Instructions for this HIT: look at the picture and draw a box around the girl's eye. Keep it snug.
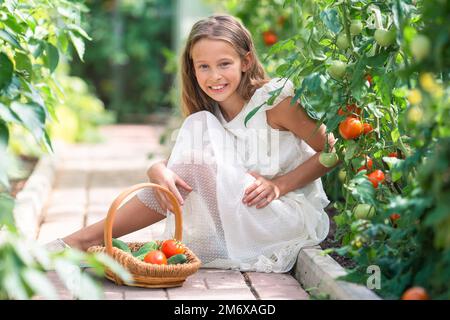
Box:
[199,65,208,70]
[220,62,230,67]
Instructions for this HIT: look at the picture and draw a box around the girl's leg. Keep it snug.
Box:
[62,195,165,251]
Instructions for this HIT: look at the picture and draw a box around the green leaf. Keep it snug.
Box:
[344,140,359,162]
[92,252,134,285]
[66,24,92,41]
[21,269,58,300]
[320,9,342,34]
[42,130,54,153]
[366,103,384,118]
[0,193,15,228]
[350,57,367,100]
[53,259,104,300]
[391,128,400,143]
[69,31,85,62]
[14,52,33,81]
[302,72,323,94]
[244,102,265,127]
[347,172,376,205]
[10,102,46,142]
[267,38,296,56]
[0,52,14,90]
[0,29,23,50]
[376,72,396,105]
[0,120,9,151]
[4,270,28,300]
[276,63,291,76]
[43,43,59,73]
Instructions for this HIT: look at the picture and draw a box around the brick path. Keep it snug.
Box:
[36,124,309,300]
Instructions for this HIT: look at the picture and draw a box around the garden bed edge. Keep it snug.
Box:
[295,246,382,300]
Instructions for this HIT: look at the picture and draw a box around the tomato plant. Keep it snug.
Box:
[221,0,449,300]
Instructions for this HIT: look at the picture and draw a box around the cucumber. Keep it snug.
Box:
[132,241,159,260]
[112,238,131,253]
[167,254,188,265]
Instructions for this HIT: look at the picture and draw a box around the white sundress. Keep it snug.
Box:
[137,77,330,273]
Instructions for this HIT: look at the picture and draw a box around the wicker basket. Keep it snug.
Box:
[87,182,201,288]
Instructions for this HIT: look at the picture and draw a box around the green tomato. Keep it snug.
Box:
[350,20,363,35]
[338,169,347,183]
[374,29,396,47]
[328,60,347,79]
[336,33,350,50]
[319,152,339,168]
[353,204,376,219]
[410,34,431,61]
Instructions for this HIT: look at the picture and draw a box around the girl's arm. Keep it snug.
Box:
[267,97,338,196]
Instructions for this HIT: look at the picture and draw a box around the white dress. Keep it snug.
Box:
[137,78,330,273]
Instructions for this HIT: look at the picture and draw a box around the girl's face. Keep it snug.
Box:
[191,38,251,105]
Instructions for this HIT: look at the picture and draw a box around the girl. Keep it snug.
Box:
[47,14,336,273]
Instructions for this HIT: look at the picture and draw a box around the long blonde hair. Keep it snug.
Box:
[180,14,269,117]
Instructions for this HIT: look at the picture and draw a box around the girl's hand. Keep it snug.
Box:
[147,161,192,212]
[242,171,281,209]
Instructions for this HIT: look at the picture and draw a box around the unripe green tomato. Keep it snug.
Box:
[350,20,363,35]
[336,33,350,50]
[338,169,347,183]
[410,34,431,61]
[353,204,376,219]
[319,152,339,168]
[328,60,347,79]
[374,29,396,47]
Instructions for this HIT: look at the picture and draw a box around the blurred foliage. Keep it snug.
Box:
[0,0,131,300]
[70,0,175,121]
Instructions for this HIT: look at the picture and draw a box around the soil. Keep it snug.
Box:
[9,155,39,198]
[321,205,357,270]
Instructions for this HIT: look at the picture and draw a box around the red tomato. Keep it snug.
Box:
[337,104,362,117]
[388,151,398,158]
[339,117,363,140]
[367,170,385,188]
[401,287,430,300]
[143,250,167,265]
[363,123,373,134]
[262,30,278,46]
[161,239,185,258]
[357,156,373,172]
[366,74,373,86]
[390,213,401,222]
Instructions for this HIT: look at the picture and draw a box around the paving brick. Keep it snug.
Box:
[167,287,255,300]
[245,272,302,287]
[124,288,168,300]
[201,269,248,290]
[256,285,309,300]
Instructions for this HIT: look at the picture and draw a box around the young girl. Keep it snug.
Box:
[47,14,336,273]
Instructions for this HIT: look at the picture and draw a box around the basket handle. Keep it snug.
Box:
[104,182,183,257]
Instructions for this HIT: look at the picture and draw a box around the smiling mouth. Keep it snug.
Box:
[209,84,228,92]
